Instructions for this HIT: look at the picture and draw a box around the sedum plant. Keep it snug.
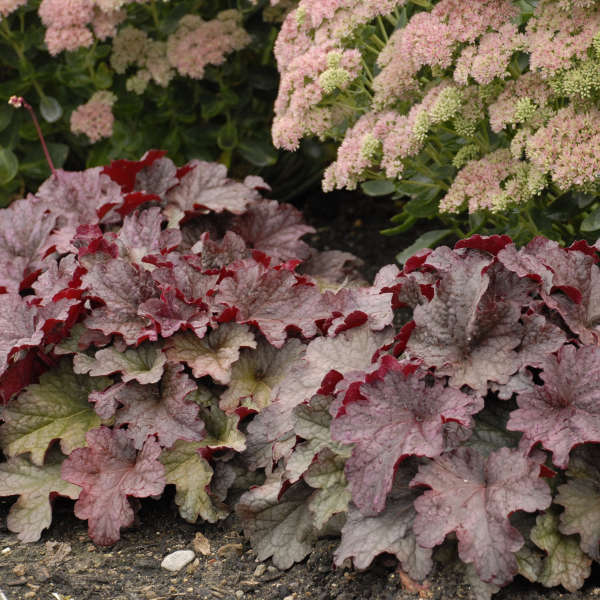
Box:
[2,148,600,599]
[271,0,600,250]
[0,0,327,206]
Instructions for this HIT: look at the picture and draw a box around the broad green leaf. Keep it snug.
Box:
[217,121,238,151]
[396,229,452,265]
[0,103,13,132]
[92,62,113,89]
[160,440,227,523]
[0,361,111,465]
[361,180,396,197]
[73,343,166,385]
[20,142,68,178]
[0,451,80,542]
[0,147,18,184]
[39,96,63,123]
[530,509,591,592]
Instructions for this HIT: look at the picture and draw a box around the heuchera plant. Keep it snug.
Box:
[3,150,600,599]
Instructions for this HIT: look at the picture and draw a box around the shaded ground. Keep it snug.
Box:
[2,190,600,600]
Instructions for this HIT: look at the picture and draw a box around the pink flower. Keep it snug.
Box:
[0,0,27,17]
[70,92,116,143]
[526,0,600,76]
[526,105,600,190]
[166,11,250,80]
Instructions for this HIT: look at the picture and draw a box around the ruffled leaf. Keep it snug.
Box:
[0,361,110,465]
[334,461,432,580]
[411,447,551,585]
[0,450,80,542]
[530,509,591,592]
[73,342,166,385]
[507,345,600,468]
[160,440,227,523]
[114,363,204,449]
[165,324,256,384]
[61,426,165,545]
[332,357,482,515]
[555,445,600,560]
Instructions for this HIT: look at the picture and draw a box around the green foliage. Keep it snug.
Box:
[0,0,326,206]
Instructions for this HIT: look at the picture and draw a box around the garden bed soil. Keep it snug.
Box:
[2,190,600,600]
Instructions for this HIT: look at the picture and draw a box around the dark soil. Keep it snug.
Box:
[2,190,600,600]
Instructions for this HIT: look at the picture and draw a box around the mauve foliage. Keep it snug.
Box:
[4,153,600,598]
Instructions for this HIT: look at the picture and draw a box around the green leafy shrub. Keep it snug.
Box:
[0,0,328,206]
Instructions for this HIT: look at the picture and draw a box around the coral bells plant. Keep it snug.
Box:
[2,149,600,598]
[271,0,600,249]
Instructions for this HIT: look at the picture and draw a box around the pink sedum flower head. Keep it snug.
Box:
[0,0,26,17]
[166,11,251,80]
[70,91,116,143]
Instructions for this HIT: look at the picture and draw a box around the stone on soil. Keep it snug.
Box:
[160,549,195,572]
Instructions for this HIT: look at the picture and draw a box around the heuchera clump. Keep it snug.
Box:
[4,153,600,598]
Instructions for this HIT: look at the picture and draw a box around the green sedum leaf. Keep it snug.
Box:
[159,440,227,523]
[0,361,111,465]
[0,146,18,184]
[0,450,80,542]
[39,96,63,123]
[530,509,591,592]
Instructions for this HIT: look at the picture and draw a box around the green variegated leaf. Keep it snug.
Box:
[0,450,80,542]
[73,342,166,384]
[165,323,256,384]
[530,509,591,592]
[304,450,350,529]
[160,440,227,523]
[0,361,111,464]
[556,445,600,560]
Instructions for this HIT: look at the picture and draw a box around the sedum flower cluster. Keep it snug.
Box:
[271,0,600,226]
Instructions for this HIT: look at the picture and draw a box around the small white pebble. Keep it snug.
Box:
[1,548,11,555]
[253,564,267,577]
[235,591,244,599]
[161,550,195,572]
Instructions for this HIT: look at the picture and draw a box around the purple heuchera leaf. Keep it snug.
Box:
[232,200,314,262]
[166,160,262,215]
[0,198,56,293]
[215,259,328,348]
[139,288,210,339]
[61,426,165,545]
[411,447,551,586]
[134,156,179,199]
[298,249,365,287]
[117,207,181,265]
[189,231,250,271]
[113,363,205,449]
[81,258,159,345]
[331,356,483,515]
[407,247,524,392]
[0,294,44,377]
[334,461,432,580]
[507,344,600,468]
[36,168,124,227]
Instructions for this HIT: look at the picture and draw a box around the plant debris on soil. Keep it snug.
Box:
[2,190,600,600]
